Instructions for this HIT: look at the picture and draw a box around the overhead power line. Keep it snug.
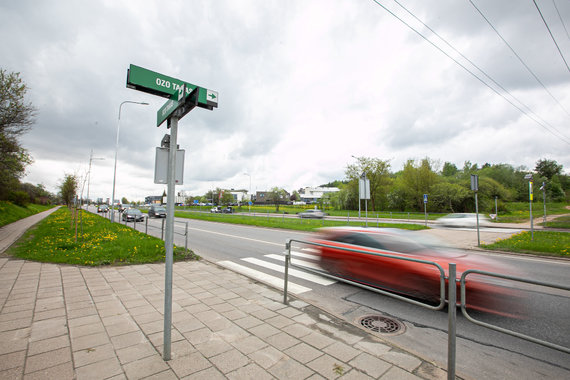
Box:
[367,0,570,145]
[552,0,570,41]
[468,0,570,119]
[533,0,570,72]
[392,0,568,143]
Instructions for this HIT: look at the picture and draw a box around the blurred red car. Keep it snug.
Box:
[311,227,525,318]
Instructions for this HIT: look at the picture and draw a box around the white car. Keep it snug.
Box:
[435,213,490,228]
[298,209,326,219]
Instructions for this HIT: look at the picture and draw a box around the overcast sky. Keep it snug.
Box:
[2,0,569,202]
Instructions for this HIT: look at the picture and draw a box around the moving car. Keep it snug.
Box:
[122,208,144,222]
[222,206,233,214]
[435,213,490,228]
[148,205,167,218]
[297,209,326,219]
[97,205,109,213]
[311,227,524,317]
[210,206,222,213]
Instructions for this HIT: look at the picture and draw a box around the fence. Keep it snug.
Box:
[282,238,570,380]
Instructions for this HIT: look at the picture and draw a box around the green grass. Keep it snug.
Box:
[0,201,55,227]
[7,207,199,266]
[541,215,570,229]
[175,204,442,221]
[495,202,569,224]
[172,209,428,231]
[482,231,570,257]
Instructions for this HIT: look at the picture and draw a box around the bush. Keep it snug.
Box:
[8,191,30,207]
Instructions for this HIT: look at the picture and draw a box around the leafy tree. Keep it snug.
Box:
[441,162,459,177]
[535,159,562,180]
[430,182,470,213]
[59,174,78,208]
[346,156,392,211]
[121,197,128,204]
[393,158,439,211]
[0,69,36,200]
[268,187,288,211]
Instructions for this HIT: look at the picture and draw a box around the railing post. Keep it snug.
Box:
[283,240,291,305]
[448,263,457,380]
[145,216,148,234]
[161,218,165,240]
[185,221,189,255]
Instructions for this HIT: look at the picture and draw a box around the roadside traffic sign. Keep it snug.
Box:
[127,64,218,110]
[423,194,428,204]
[156,86,199,127]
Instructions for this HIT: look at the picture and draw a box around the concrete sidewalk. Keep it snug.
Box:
[0,211,448,379]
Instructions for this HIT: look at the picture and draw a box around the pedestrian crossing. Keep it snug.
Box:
[217,249,336,295]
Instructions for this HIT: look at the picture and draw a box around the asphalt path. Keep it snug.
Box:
[98,208,569,379]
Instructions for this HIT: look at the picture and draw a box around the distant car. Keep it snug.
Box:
[298,209,326,219]
[222,206,233,214]
[122,208,144,222]
[148,205,167,218]
[435,213,490,228]
[210,206,222,213]
[311,227,525,317]
[97,205,109,213]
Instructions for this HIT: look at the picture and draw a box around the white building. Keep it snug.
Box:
[298,187,340,203]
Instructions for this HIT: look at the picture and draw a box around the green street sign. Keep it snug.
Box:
[157,86,199,127]
[126,64,218,110]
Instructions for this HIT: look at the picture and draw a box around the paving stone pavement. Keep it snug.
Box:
[0,209,451,379]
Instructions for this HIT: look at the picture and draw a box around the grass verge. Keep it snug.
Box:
[481,231,570,257]
[0,201,55,227]
[7,207,199,266]
[172,210,428,231]
[541,215,570,229]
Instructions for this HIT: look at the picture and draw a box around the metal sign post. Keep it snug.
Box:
[162,114,178,361]
[423,194,428,227]
[471,175,480,246]
[125,64,218,362]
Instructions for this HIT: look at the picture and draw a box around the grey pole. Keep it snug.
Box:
[447,263,457,380]
[111,101,148,223]
[495,196,498,221]
[475,191,480,247]
[542,182,546,225]
[163,115,178,361]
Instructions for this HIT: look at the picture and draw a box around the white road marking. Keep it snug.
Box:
[217,260,311,294]
[186,226,283,246]
[242,257,335,286]
[266,253,324,271]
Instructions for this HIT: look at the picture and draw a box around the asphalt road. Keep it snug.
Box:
[101,209,570,379]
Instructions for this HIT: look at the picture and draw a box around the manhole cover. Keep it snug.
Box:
[357,315,405,335]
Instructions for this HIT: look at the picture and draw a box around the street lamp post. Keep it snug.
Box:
[87,149,104,209]
[243,172,251,214]
[110,101,148,222]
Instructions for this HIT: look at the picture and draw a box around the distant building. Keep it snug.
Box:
[145,195,162,204]
[298,187,339,203]
[255,190,290,204]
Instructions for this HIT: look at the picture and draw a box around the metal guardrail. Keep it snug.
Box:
[460,269,570,354]
[282,238,570,380]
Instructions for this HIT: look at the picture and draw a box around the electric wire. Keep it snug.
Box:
[533,0,570,72]
[469,0,570,119]
[552,0,570,41]
[392,0,567,144]
[368,0,570,145]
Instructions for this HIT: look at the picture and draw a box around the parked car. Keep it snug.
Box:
[210,206,222,213]
[435,213,490,228]
[297,209,326,219]
[122,208,144,222]
[97,205,109,213]
[148,205,167,218]
[310,227,525,318]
